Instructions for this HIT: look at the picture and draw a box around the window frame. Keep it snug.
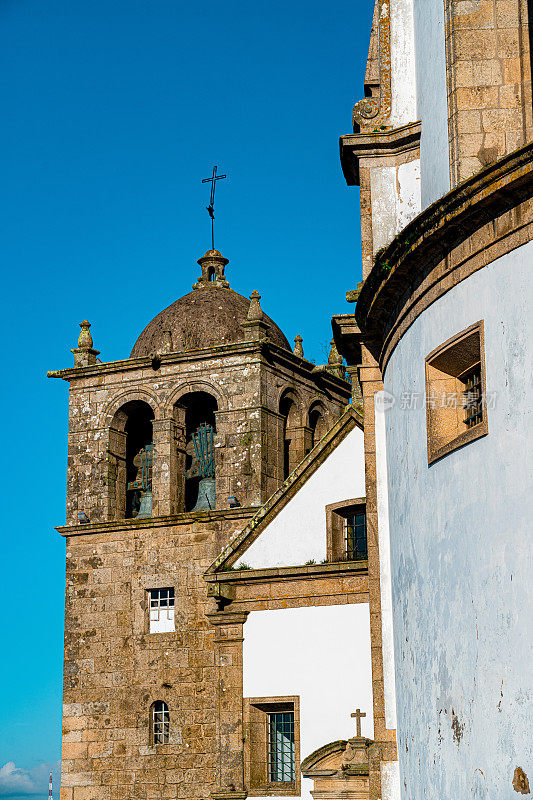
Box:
[150,700,170,746]
[147,587,175,634]
[243,696,300,797]
[326,498,367,563]
[425,321,488,465]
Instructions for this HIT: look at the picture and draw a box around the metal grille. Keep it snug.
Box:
[462,367,483,428]
[149,588,175,622]
[345,511,367,560]
[268,712,295,782]
[152,701,170,744]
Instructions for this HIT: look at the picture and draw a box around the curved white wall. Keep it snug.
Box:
[382,243,533,798]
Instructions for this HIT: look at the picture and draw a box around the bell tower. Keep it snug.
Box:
[49,249,351,799]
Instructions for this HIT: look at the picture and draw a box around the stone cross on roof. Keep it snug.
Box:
[351,708,366,738]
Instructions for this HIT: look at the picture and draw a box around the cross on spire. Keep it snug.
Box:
[351,708,366,738]
[202,165,227,250]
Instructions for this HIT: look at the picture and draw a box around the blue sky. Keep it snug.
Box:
[0,0,371,795]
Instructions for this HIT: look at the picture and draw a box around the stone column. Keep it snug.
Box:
[206,610,249,800]
[358,348,397,800]
[151,417,184,516]
[105,427,127,521]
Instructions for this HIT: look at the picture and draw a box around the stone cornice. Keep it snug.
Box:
[340,121,421,186]
[355,142,533,369]
[55,506,257,536]
[205,559,367,587]
[47,338,350,395]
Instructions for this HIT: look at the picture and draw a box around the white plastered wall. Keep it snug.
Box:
[371,160,421,254]
[390,0,417,127]
[240,426,365,568]
[243,604,373,800]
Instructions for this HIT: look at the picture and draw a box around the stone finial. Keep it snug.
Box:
[293,334,304,358]
[328,339,346,379]
[193,249,230,290]
[247,290,263,321]
[242,290,270,342]
[160,329,173,354]
[71,320,100,367]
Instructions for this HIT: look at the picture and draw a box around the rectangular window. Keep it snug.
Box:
[268,712,295,782]
[425,321,488,464]
[326,499,367,563]
[345,510,367,561]
[243,696,300,796]
[148,588,175,634]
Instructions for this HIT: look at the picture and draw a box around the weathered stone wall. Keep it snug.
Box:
[64,345,348,525]
[445,0,533,185]
[60,512,252,800]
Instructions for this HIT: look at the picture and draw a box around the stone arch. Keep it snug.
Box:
[104,395,157,521]
[163,380,227,419]
[278,387,305,479]
[307,400,330,449]
[102,388,160,430]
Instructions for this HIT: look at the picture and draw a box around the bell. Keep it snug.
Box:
[136,491,153,518]
[191,478,215,512]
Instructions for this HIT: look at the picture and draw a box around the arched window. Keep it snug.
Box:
[175,391,218,512]
[308,403,328,450]
[279,390,300,480]
[108,400,155,520]
[151,701,170,745]
[208,266,216,281]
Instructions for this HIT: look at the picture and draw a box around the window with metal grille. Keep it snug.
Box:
[345,510,367,560]
[268,712,295,782]
[151,701,169,744]
[148,588,175,633]
[425,321,488,464]
[462,366,483,428]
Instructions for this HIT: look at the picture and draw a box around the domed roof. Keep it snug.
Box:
[130,251,290,358]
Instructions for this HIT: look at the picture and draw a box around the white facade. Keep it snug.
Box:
[241,426,365,568]
[243,604,373,800]
[413,0,450,207]
[381,243,533,798]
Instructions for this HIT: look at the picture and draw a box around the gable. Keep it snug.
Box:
[241,426,364,568]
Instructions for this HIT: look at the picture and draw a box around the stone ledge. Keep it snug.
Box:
[55,506,257,536]
[206,559,368,586]
[340,121,421,186]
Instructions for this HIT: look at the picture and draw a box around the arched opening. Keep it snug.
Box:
[308,403,328,450]
[150,701,170,745]
[279,390,300,480]
[108,400,155,520]
[208,267,216,281]
[175,391,218,512]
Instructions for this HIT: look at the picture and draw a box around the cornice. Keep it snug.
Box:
[55,506,257,537]
[355,141,533,368]
[205,559,368,586]
[47,338,350,396]
[340,121,421,186]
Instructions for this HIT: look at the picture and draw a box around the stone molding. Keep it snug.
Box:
[340,121,421,186]
[355,142,533,370]
[48,339,350,394]
[55,506,257,536]
[352,0,391,132]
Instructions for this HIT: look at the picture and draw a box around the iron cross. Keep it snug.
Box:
[351,708,366,738]
[202,165,226,250]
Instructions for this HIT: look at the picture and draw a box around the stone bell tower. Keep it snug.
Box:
[49,248,351,800]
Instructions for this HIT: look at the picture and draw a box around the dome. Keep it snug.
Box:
[130,251,290,358]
